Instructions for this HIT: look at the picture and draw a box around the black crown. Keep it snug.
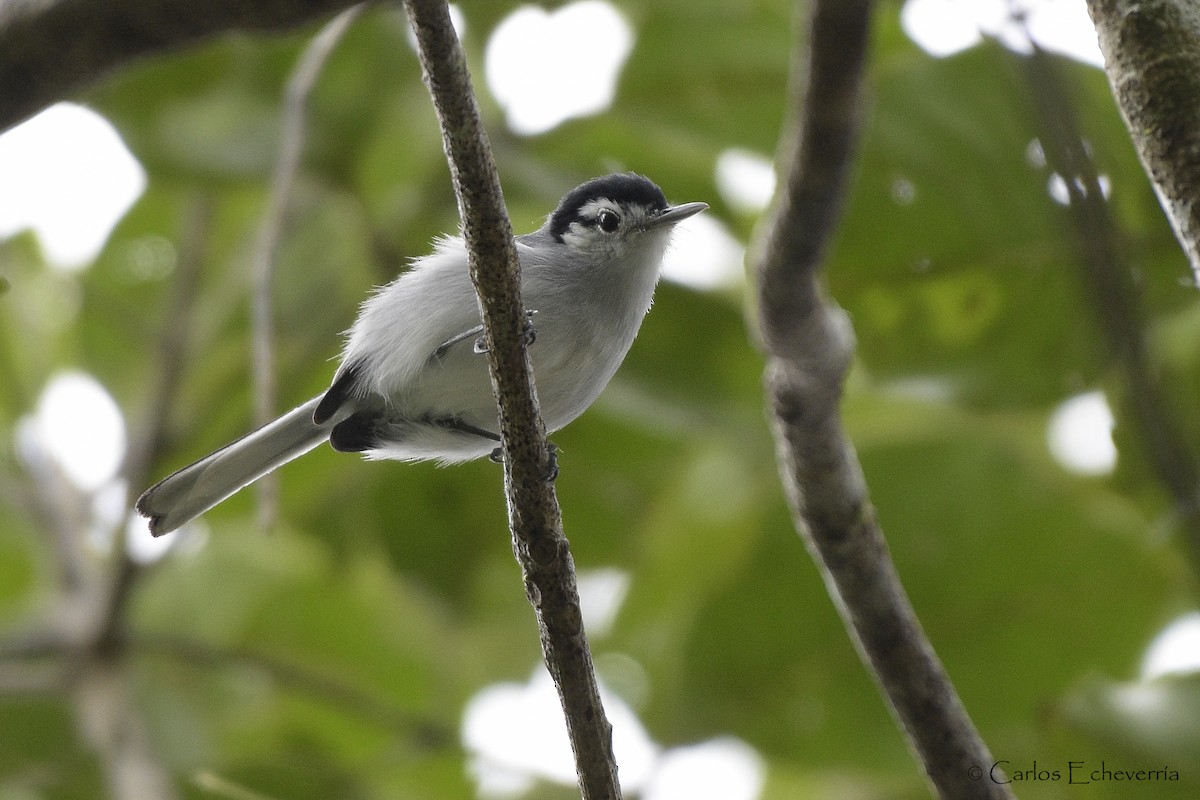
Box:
[548,173,668,241]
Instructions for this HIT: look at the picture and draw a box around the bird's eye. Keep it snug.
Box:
[596,209,621,233]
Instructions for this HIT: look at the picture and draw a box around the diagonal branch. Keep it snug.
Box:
[0,629,454,748]
[1016,45,1200,571]
[400,1,620,797]
[0,0,362,133]
[751,1,1013,798]
[131,632,453,746]
[1086,0,1200,287]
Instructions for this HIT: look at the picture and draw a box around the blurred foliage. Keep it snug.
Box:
[2,1,1200,799]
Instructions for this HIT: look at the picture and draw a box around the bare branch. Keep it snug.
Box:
[1017,46,1200,570]
[1086,0,1200,287]
[0,0,362,133]
[251,5,364,532]
[401,1,620,796]
[751,2,1012,798]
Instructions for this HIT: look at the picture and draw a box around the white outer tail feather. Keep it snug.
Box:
[136,397,329,536]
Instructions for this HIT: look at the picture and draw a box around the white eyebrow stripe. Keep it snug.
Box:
[577,198,621,220]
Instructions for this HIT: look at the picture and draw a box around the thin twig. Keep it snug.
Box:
[751,2,1013,798]
[251,4,364,533]
[1016,45,1200,571]
[131,632,453,746]
[401,1,621,796]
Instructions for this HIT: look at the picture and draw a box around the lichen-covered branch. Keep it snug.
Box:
[750,1,1012,798]
[0,0,361,133]
[400,1,621,796]
[1086,0,1200,286]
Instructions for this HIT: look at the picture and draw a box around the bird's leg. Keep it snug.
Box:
[433,324,484,360]
[433,416,500,443]
[473,310,538,354]
[489,441,558,482]
[521,309,539,347]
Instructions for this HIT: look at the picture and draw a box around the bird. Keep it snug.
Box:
[136,173,707,536]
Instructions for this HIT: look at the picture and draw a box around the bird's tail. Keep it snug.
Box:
[136,397,328,536]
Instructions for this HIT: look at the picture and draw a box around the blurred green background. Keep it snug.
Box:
[2,1,1199,798]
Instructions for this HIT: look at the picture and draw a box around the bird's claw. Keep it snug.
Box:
[543,442,559,482]
[488,441,559,483]
[473,310,537,354]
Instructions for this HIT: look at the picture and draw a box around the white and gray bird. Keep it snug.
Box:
[136,173,706,535]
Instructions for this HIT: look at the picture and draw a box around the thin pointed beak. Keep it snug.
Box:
[646,201,708,229]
